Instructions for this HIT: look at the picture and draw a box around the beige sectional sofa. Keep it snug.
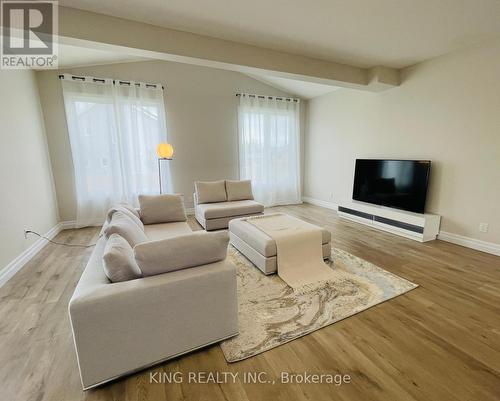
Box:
[69,195,238,390]
[194,179,264,230]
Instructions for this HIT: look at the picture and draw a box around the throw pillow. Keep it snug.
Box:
[106,205,144,230]
[104,211,148,247]
[117,202,140,220]
[103,234,142,282]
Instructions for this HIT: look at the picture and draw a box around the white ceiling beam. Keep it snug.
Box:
[57,6,399,91]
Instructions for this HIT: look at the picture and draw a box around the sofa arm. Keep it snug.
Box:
[69,260,238,389]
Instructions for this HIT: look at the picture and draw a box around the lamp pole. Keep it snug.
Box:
[158,158,162,194]
[158,157,173,194]
[156,143,174,194]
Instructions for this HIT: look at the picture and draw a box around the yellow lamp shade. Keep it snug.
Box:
[157,143,174,159]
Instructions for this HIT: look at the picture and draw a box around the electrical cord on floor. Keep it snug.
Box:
[24,230,97,248]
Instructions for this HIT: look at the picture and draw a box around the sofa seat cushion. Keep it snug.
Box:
[229,218,331,257]
[196,200,264,220]
[144,221,193,241]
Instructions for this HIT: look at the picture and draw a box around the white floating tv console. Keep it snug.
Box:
[338,201,441,242]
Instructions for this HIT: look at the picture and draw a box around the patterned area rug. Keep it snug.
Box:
[220,246,418,362]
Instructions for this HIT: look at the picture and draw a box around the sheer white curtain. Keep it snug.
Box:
[61,74,169,227]
[238,94,301,206]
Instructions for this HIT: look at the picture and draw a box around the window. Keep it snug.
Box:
[238,94,301,206]
[61,75,169,227]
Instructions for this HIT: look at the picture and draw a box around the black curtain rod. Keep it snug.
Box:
[58,74,164,90]
[236,93,299,102]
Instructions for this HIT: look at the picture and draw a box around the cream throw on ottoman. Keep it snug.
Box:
[247,213,335,289]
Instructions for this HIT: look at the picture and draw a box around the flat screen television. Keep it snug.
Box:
[352,159,431,213]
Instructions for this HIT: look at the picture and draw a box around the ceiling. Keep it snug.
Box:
[54,43,146,69]
[58,0,500,69]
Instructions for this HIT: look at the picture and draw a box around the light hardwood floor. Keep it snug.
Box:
[1,204,499,401]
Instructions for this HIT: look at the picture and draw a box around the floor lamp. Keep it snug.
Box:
[157,143,174,194]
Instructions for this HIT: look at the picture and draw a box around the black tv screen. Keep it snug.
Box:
[352,159,431,213]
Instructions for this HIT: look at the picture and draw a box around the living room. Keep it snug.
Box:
[0,2,499,401]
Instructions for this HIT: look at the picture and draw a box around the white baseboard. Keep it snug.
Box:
[302,196,500,257]
[302,196,338,211]
[437,231,500,256]
[60,220,77,229]
[61,219,107,229]
[0,222,64,288]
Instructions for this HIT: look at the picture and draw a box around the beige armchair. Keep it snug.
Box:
[194,179,264,230]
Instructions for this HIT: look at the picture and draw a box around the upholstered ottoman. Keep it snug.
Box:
[229,216,331,275]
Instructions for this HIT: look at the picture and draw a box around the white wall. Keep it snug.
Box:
[36,60,303,222]
[0,70,59,273]
[304,39,500,245]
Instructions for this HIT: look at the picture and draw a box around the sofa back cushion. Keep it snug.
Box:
[106,205,144,230]
[134,231,229,277]
[138,194,187,224]
[103,234,142,282]
[195,180,227,204]
[225,180,254,201]
[104,211,148,247]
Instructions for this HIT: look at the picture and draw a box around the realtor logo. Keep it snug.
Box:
[1,0,58,69]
